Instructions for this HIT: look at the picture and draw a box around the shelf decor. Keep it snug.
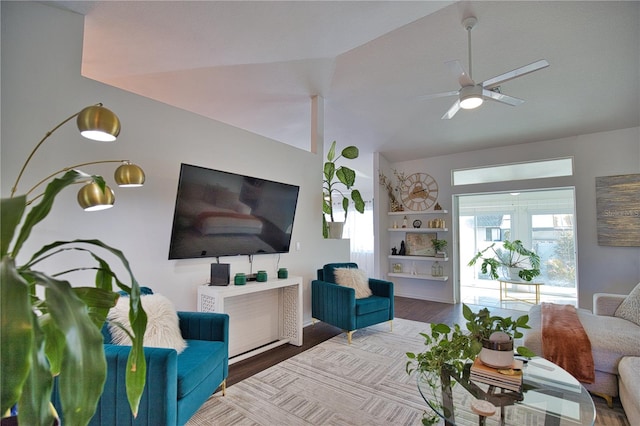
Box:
[399,172,439,211]
[378,169,404,212]
[406,232,437,256]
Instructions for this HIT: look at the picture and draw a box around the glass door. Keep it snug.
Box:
[457,188,577,310]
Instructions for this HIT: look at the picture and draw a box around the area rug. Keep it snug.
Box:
[187,318,629,426]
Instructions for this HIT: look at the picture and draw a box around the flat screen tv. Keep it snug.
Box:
[168,163,300,260]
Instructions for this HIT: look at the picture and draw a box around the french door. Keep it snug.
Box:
[457,188,577,305]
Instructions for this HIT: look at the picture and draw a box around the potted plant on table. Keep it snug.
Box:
[1,105,147,426]
[468,239,541,281]
[406,304,534,425]
[322,140,365,238]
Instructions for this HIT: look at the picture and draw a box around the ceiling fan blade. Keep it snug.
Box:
[417,90,459,101]
[442,99,461,119]
[481,59,550,89]
[482,88,525,106]
[445,59,474,87]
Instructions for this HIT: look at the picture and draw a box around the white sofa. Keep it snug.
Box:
[523,292,640,420]
[618,356,640,426]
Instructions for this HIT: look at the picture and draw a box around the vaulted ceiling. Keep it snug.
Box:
[49,1,640,191]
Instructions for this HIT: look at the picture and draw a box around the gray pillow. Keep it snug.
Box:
[614,282,640,326]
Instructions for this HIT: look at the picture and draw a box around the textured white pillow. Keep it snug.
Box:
[615,282,640,326]
[333,268,372,299]
[108,294,187,354]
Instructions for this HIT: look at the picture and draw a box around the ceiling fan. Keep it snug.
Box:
[424,16,549,119]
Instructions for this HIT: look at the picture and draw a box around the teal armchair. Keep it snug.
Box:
[52,289,229,426]
[312,263,394,343]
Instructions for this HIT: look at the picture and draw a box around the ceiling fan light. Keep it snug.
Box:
[460,95,484,110]
[76,105,121,142]
[459,85,484,110]
[77,182,115,211]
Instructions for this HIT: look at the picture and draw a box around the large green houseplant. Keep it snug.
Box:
[406,304,534,425]
[468,239,541,281]
[322,140,365,238]
[1,105,148,426]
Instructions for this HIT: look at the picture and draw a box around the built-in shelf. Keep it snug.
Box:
[388,228,448,232]
[388,210,448,215]
[388,272,448,281]
[389,255,449,261]
[387,208,450,284]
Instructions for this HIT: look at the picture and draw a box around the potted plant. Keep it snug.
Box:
[322,140,365,238]
[463,305,532,368]
[406,304,534,425]
[468,239,541,281]
[1,106,147,426]
[407,304,533,376]
[431,238,447,257]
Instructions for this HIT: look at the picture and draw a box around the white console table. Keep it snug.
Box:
[197,276,303,363]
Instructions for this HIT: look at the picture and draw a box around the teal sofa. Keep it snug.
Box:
[312,263,394,343]
[53,289,229,426]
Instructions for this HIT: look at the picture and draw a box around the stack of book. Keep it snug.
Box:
[470,357,523,392]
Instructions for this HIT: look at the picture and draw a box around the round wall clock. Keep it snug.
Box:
[400,173,438,211]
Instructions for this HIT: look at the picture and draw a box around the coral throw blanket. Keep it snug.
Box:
[541,303,595,383]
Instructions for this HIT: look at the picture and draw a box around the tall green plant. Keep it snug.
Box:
[322,141,365,236]
[1,171,147,426]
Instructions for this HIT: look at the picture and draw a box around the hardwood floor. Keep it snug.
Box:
[226,297,523,387]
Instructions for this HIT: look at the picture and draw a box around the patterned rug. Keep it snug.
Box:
[187,318,629,426]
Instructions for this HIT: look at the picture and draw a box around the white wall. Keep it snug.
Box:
[376,128,640,310]
[1,2,350,323]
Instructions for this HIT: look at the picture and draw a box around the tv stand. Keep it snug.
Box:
[197,276,303,363]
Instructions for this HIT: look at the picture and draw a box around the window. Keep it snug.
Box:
[459,188,577,303]
[329,200,374,276]
[452,158,573,186]
[485,228,502,242]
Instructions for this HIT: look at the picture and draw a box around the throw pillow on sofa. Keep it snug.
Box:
[108,293,187,353]
[333,268,372,299]
[615,282,640,326]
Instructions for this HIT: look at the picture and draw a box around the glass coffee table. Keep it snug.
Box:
[417,357,596,426]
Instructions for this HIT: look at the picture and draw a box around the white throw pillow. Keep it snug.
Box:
[333,268,372,299]
[108,294,187,354]
[615,282,640,326]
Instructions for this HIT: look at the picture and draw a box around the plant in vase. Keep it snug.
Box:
[406,304,534,425]
[1,104,148,426]
[468,239,541,281]
[464,304,533,368]
[322,141,364,238]
[378,169,403,212]
[431,238,447,257]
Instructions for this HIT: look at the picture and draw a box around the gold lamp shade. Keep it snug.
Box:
[76,105,121,142]
[77,182,115,211]
[115,163,145,187]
